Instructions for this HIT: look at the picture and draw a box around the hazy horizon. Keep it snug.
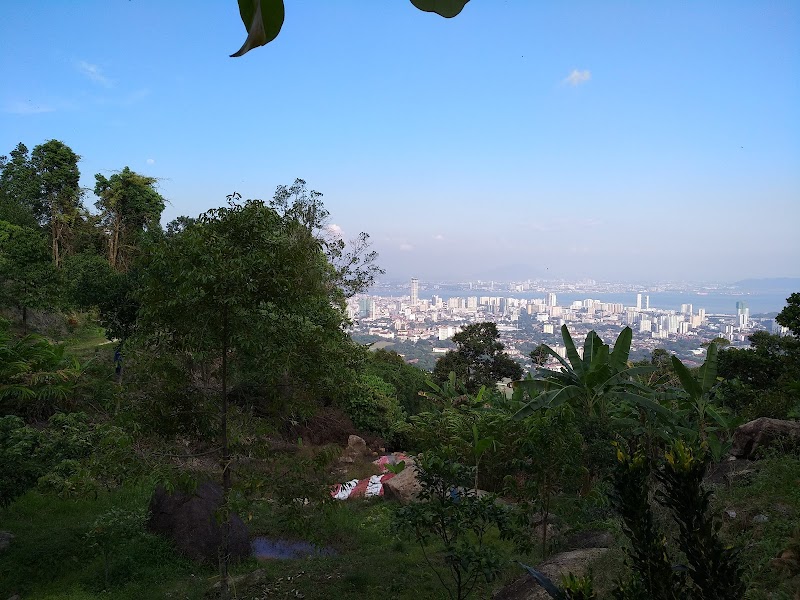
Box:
[2,2,798,282]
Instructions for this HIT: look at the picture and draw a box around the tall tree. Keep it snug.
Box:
[94,167,165,271]
[0,222,60,329]
[433,322,523,393]
[0,143,41,228]
[135,195,366,596]
[30,140,82,267]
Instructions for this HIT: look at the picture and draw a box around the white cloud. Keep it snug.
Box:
[3,101,55,115]
[146,158,155,165]
[399,243,414,251]
[77,61,113,87]
[563,69,591,86]
[433,234,445,240]
[326,223,344,238]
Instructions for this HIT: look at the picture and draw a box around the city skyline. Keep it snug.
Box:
[2,2,798,281]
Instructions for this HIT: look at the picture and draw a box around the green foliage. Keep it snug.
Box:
[342,373,407,443]
[776,291,800,336]
[409,386,526,492]
[0,415,41,507]
[607,441,744,600]
[657,441,745,600]
[394,453,511,600]
[30,139,82,267]
[515,326,662,422]
[61,252,117,310]
[509,407,583,557]
[231,0,470,57]
[0,220,62,323]
[0,319,84,419]
[93,167,165,272]
[670,344,737,460]
[365,348,431,415]
[84,507,149,589]
[0,142,40,227]
[717,331,800,420]
[0,412,135,506]
[530,343,550,367]
[121,349,217,439]
[433,322,523,393]
[609,445,684,599]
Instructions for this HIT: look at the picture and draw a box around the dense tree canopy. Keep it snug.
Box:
[433,322,523,393]
[776,292,800,337]
[0,221,60,327]
[94,167,165,272]
[30,140,82,267]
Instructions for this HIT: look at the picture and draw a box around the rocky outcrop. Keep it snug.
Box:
[731,418,800,459]
[382,460,422,503]
[147,481,250,564]
[493,548,609,600]
[339,435,369,464]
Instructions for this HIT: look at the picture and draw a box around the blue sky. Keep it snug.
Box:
[1,1,798,282]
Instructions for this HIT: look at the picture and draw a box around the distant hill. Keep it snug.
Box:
[731,278,800,292]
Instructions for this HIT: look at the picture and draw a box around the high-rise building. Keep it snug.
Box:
[636,294,642,310]
[645,295,650,310]
[410,278,419,307]
[358,297,376,318]
[736,301,749,328]
[546,292,557,307]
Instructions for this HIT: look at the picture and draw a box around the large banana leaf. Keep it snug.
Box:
[671,355,702,399]
[698,342,718,393]
[616,391,674,418]
[518,562,565,599]
[609,326,633,373]
[514,385,584,419]
[560,324,584,377]
[540,344,576,377]
[582,330,604,373]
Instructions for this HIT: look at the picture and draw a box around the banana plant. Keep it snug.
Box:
[670,344,735,456]
[513,325,669,421]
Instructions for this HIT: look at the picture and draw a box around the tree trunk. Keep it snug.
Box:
[219,307,231,600]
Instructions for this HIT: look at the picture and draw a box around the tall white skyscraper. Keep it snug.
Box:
[645,295,650,310]
[410,278,419,307]
[636,293,642,310]
[546,292,557,307]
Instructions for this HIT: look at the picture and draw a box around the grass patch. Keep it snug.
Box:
[0,485,212,600]
[712,455,800,599]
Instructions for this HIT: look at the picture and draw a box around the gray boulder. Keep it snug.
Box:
[383,461,422,503]
[493,548,609,600]
[147,481,250,564]
[731,417,800,459]
[0,531,14,553]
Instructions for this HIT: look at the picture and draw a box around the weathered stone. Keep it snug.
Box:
[382,461,422,503]
[493,548,609,600]
[339,435,369,463]
[0,531,14,553]
[147,481,250,564]
[730,417,800,459]
[752,513,769,524]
